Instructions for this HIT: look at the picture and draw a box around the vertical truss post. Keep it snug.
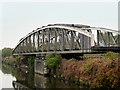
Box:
[25,39,27,53]
[82,34,84,51]
[21,42,23,52]
[78,33,82,50]
[33,33,35,52]
[84,35,87,50]
[22,41,25,53]
[42,29,45,51]
[18,45,20,53]
[29,35,32,52]
[79,33,83,50]
[72,31,76,49]
[88,37,91,50]
[117,34,120,46]
[97,30,99,46]
[48,28,50,51]
[64,30,71,50]
[26,37,28,52]
[54,28,57,51]
[15,47,16,54]
[17,45,19,54]
[70,31,74,50]
[85,33,89,50]
[20,43,22,53]
[108,32,110,46]
[22,41,24,53]
[37,31,40,52]
[57,30,61,50]
[23,40,25,53]
[16,46,17,54]
[23,39,26,52]
[61,29,65,51]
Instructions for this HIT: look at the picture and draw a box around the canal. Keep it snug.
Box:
[1,64,80,89]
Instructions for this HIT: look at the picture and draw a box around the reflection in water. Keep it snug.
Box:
[1,64,80,89]
[1,65,16,88]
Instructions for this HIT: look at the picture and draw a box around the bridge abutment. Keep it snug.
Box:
[35,54,48,75]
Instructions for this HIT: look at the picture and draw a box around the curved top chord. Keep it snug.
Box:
[13,23,120,55]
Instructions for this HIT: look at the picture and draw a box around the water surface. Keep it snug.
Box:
[1,64,80,89]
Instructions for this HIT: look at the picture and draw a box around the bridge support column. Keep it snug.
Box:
[35,54,48,75]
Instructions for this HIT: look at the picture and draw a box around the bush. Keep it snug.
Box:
[45,53,62,69]
[104,51,118,60]
[55,52,119,88]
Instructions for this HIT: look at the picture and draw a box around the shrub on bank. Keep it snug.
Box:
[2,56,27,66]
[2,57,16,65]
[45,53,62,74]
[56,52,119,88]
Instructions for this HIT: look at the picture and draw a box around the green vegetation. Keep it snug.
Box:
[1,47,28,67]
[45,53,62,69]
[1,48,13,58]
[1,47,14,64]
[28,56,35,72]
[45,53,62,74]
[55,51,119,88]
[2,55,28,66]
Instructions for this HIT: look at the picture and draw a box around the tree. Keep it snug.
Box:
[2,48,13,58]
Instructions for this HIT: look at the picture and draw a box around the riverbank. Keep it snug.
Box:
[49,52,119,88]
[2,56,31,70]
[1,51,120,88]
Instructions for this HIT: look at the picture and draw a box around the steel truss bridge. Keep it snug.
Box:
[13,24,120,55]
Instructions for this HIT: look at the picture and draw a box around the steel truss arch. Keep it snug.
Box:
[13,24,120,55]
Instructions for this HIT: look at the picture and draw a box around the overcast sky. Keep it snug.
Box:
[0,0,119,49]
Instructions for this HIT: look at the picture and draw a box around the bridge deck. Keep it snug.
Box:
[13,46,120,56]
[91,46,120,52]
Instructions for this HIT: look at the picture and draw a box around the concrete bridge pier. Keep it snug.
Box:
[35,54,48,75]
